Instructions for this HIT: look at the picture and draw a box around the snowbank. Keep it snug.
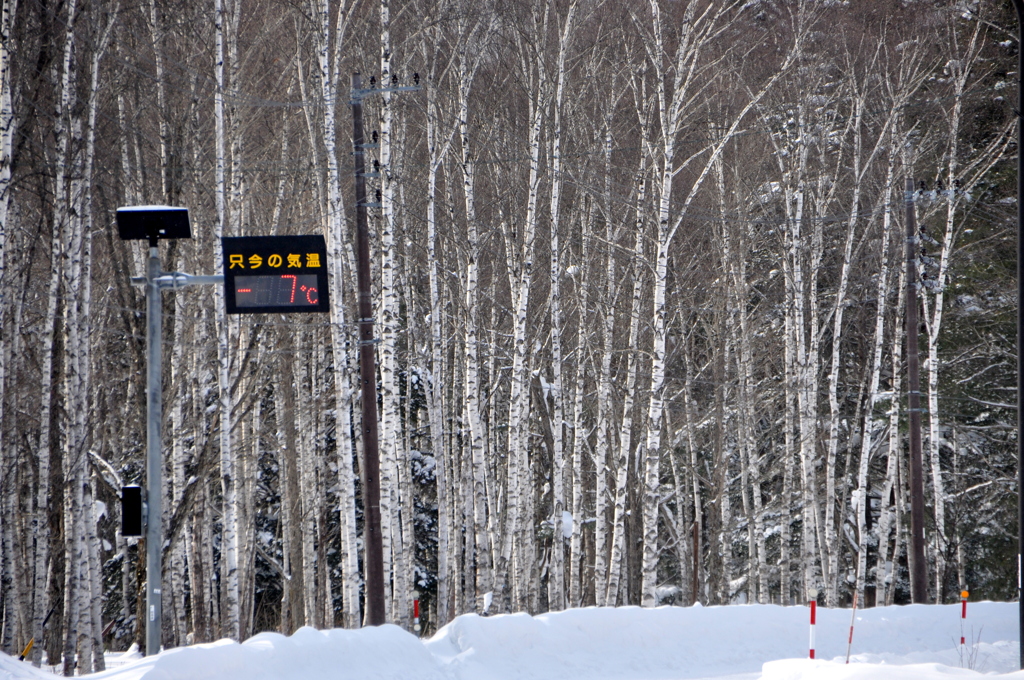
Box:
[0,602,1019,680]
[425,602,1021,679]
[761,659,1024,680]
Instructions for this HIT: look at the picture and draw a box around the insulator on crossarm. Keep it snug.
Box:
[413,72,420,85]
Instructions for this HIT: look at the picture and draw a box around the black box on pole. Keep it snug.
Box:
[121,485,144,537]
[116,206,192,241]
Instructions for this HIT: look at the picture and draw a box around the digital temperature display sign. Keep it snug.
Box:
[222,235,330,314]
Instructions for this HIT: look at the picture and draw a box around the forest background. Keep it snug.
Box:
[0,0,1020,675]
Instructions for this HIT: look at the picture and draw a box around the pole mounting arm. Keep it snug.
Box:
[131,273,225,289]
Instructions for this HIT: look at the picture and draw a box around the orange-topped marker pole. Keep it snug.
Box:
[960,590,969,649]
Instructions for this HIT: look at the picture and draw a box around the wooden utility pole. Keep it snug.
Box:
[351,72,386,626]
[904,178,929,604]
[1011,1,1024,668]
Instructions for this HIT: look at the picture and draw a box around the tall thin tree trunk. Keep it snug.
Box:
[214,0,240,640]
[423,61,451,626]
[456,46,492,614]
[376,0,404,624]
[310,0,360,629]
[276,339,304,632]
[0,7,16,645]
[606,216,644,606]
[545,0,577,612]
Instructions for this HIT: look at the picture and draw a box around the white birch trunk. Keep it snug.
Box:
[591,194,617,606]
[639,0,686,607]
[213,0,240,639]
[456,46,492,613]
[639,0,798,605]
[399,237,418,625]
[115,89,145,278]
[80,13,115,664]
[376,0,404,623]
[84,478,105,671]
[147,0,170,200]
[484,295,503,600]
[823,95,862,607]
[544,0,577,612]
[62,468,83,676]
[921,36,975,600]
[606,215,638,602]
[0,0,14,644]
[730,223,765,604]
[568,319,587,608]
[295,353,320,627]
[502,43,545,611]
[715,337,732,603]
[683,365,702,604]
[310,0,360,629]
[854,173,896,604]
[34,0,78,661]
[568,198,595,608]
[605,194,644,606]
[170,287,188,645]
[276,346,304,631]
[423,60,452,625]
[774,99,827,601]
[874,139,903,602]
[787,117,818,600]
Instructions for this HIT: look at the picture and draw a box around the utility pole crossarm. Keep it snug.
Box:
[131,273,225,288]
[350,85,421,103]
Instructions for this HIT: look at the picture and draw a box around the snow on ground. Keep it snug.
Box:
[1,602,1021,680]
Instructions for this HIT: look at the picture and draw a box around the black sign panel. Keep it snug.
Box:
[121,486,144,537]
[222,235,330,314]
[116,206,192,241]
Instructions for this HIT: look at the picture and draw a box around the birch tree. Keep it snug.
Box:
[638,0,801,605]
[214,0,241,639]
[310,0,362,629]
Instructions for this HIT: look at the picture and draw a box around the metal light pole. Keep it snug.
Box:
[117,207,221,655]
[144,245,163,657]
[137,263,222,655]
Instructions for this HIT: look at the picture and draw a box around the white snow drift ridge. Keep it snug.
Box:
[1,602,1021,680]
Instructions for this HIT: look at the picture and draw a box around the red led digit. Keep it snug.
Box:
[306,287,318,304]
[281,275,298,303]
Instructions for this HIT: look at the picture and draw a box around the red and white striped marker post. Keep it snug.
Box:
[808,588,819,659]
[960,589,969,649]
[413,590,422,634]
[845,591,859,664]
